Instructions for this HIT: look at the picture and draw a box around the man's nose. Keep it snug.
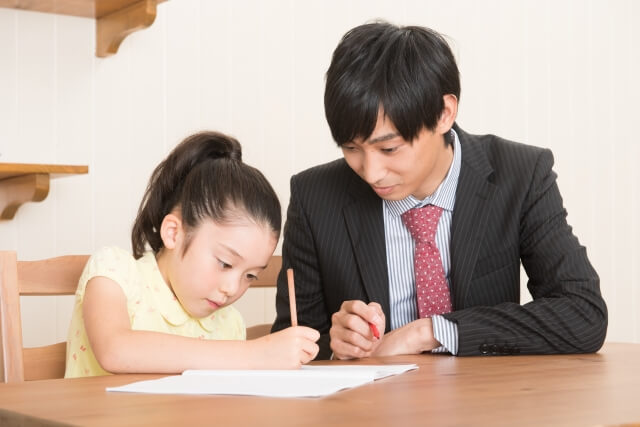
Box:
[361,153,385,184]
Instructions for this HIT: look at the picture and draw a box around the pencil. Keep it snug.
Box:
[287,268,298,327]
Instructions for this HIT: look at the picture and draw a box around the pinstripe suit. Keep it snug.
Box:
[272,124,608,359]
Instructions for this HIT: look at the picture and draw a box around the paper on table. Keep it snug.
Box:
[301,364,417,380]
[106,364,418,398]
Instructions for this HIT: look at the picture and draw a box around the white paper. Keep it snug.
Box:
[106,364,417,398]
[301,364,417,380]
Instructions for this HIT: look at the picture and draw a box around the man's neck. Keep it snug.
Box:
[413,142,454,199]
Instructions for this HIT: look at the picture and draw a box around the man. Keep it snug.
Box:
[272,21,607,360]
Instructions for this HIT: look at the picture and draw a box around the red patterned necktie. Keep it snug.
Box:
[401,205,452,318]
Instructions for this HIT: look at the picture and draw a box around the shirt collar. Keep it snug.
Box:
[385,128,462,217]
[140,251,218,332]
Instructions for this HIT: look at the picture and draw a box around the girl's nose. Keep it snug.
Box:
[219,276,241,297]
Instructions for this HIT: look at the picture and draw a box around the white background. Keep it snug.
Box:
[0,0,637,347]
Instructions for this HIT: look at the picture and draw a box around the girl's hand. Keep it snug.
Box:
[251,326,320,369]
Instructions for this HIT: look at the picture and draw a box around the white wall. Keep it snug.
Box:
[0,0,637,347]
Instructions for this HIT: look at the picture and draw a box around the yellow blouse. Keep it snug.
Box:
[65,246,245,378]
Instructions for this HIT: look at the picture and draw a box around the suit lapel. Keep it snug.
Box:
[342,173,391,325]
[450,127,497,309]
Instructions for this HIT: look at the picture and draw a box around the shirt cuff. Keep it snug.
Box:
[431,315,458,355]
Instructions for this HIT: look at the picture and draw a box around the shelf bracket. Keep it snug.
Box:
[0,174,50,220]
[96,0,158,58]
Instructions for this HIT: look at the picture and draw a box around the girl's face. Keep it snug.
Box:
[158,216,278,319]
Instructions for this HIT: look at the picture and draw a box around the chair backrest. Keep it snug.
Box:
[0,251,89,382]
[246,255,281,340]
[0,252,281,381]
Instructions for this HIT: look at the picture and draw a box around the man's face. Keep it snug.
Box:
[341,110,453,201]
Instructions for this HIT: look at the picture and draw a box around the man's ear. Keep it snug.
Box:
[160,213,183,250]
[436,94,458,134]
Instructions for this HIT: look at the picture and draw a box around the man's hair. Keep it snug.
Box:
[324,21,460,147]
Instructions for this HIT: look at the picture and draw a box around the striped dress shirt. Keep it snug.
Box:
[383,129,461,354]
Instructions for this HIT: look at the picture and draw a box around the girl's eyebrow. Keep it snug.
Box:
[219,243,242,259]
[219,243,269,269]
[366,132,400,144]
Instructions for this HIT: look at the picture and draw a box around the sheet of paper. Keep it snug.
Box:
[301,364,418,380]
[106,364,418,398]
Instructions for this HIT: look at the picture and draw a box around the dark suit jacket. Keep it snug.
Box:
[272,124,607,359]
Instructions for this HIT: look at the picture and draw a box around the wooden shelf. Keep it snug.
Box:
[0,163,88,220]
[0,0,166,57]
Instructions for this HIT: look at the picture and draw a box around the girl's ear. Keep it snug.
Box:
[160,213,183,250]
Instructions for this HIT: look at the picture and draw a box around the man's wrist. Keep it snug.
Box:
[415,317,440,352]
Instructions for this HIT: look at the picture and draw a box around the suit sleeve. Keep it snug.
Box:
[444,149,608,355]
[271,175,333,359]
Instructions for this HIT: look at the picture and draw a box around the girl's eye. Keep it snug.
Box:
[246,274,258,281]
[218,259,232,269]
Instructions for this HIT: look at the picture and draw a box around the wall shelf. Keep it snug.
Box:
[0,163,88,220]
[0,0,166,57]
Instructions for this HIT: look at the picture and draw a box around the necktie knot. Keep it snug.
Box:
[401,205,443,244]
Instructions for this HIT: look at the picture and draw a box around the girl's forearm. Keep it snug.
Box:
[95,329,264,374]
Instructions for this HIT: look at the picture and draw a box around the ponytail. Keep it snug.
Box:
[131,131,280,258]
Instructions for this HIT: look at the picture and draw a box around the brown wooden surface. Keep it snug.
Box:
[0,252,21,383]
[23,343,67,381]
[0,173,49,220]
[0,163,87,220]
[0,0,167,57]
[0,342,638,426]
[245,323,273,340]
[0,251,89,382]
[96,0,158,57]
[18,255,90,295]
[0,163,88,181]
[0,0,165,18]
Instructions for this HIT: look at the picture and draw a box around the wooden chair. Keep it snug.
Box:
[0,251,89,382]
[246,255,281,340]
[0,251,280,382]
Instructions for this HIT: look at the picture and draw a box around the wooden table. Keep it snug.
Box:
[0,342,638,426]
[0,163,88,220]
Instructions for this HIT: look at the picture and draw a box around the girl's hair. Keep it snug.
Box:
[131,131,281,259]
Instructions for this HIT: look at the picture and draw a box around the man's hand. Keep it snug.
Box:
[329,300,385,359]
[371,317,441,357]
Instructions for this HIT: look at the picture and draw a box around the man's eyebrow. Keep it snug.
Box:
[366,132,400,144]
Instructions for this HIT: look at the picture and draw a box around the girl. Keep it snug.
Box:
[65,131,319,377]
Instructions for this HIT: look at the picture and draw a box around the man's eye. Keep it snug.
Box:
[381,146,398,153]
